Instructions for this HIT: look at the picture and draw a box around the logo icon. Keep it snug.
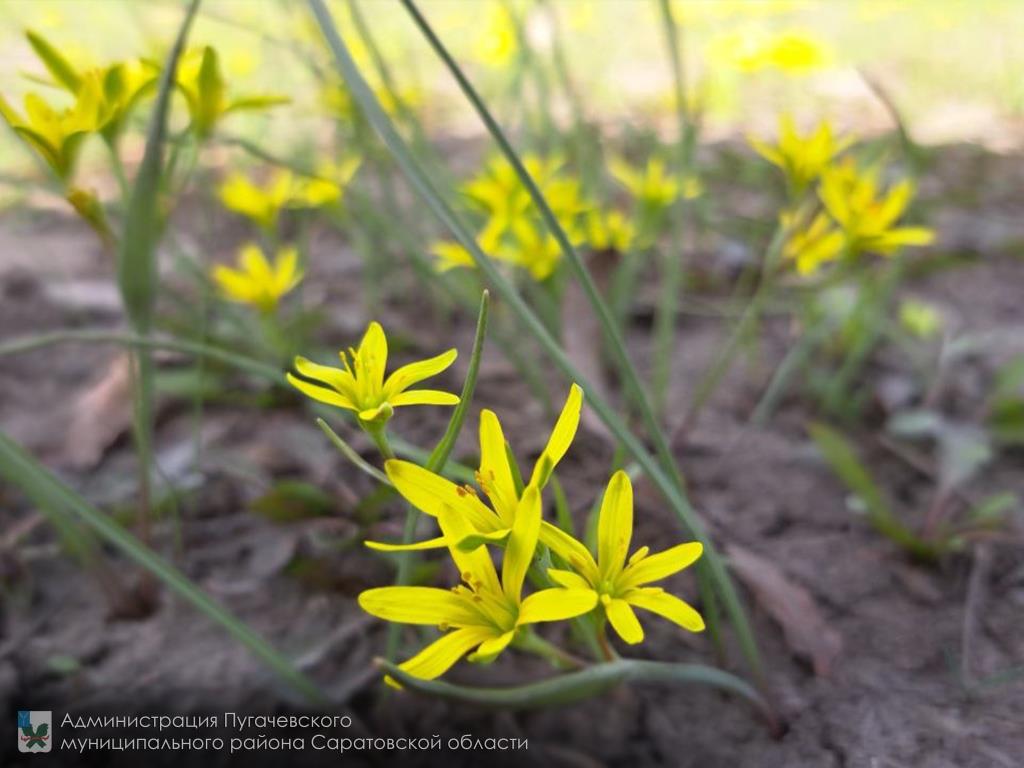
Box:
[18,711,52,753]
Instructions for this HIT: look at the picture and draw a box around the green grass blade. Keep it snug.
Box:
[317,418,392,486]
[306,0,764,684]
[425,290,490,473]
[0,430,326,705]
[116,0,200,553]
[808,422,940,559]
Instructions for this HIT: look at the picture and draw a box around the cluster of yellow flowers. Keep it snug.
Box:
[363,384,704,683]
[286,323,704,684]
[211,159,360,314]
[752,115,934,275]
[430,153,694,281]
[0,31,287,241]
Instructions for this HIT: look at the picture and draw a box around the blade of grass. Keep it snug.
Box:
[307,0,764,684]
[117,0,200,560]
[808,422,942,559]
[0,430,326,704]
[651,0,693,419]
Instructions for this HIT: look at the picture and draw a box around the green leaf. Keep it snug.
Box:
[379,658,771,719]
[0,429,326,704]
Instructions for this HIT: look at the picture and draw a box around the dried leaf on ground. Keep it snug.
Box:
[61,352,135,469]
[727,543,843,676]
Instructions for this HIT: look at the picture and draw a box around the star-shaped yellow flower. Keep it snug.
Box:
[546,471,705,644]
[358,484,597,685]
[212,243,303,313]
[286,322,459,423]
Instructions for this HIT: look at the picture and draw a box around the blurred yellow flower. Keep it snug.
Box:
[500,220,564,281]
[176,46,288,138]
[219,161,357,231]
[212,243,303,313]
[441,154,586,280]
[0,76,109,180]
[750,115,852,196]
[586,209,635,253]
[23,30,158,145]
[707,27,833,75]
[286,322,459,423]
[781,209,845,275]
[473,3,518,68]
[430,240,476,272]
[609,156,697,209]
[819,160,934,256]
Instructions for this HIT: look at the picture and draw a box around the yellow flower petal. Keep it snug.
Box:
[389,389,460,407]
[518,588,597,624]
[477,409,520,525]
[618,541,703,591]
[545,568,591,591]
[358,586,481,626]
[286,372,356,411]
[539,522,599,582]
[604,596,644,644]
[394,626,496,683]
[467,630,515,663]
[293,356,355,396]
[357,321,388,391]
[626,587,705,633]
[529,383,583,488]
[597,471,633,579]
[384,460,499,533]
[382,348,458,399]
[435,503,502,597]
[502,486,541,602]
[364,535,448,552]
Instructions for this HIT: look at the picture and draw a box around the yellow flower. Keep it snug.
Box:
[24,30,157,145]
[359,483,597,685]
[448,154,586,280]
[473,2,518,68]
[586,209,635,253]
[546,471,705,644]
[781,209,845,275]
[499,220,563,281]
[707,27,833,75]
[212,243,303,313]
[219,162,356,231]
[0,75,109,180]
[286,322,459,423]
[750,115,852,197]
[429,240,476,273]
[609,156,691,209]
[176,46,288,138]
[368,384,583,554]
[819,160,934,256]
